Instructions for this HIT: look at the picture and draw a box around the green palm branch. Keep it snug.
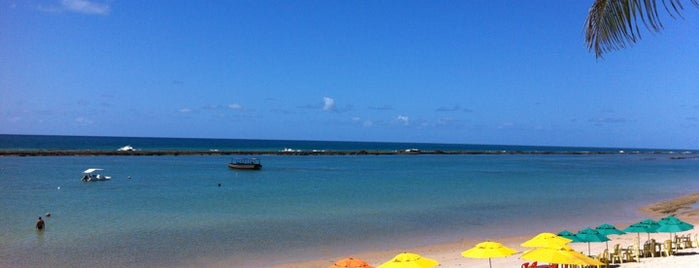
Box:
[584,0,698,58]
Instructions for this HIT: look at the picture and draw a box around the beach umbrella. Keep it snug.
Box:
[461,241,518,268]
[576,228,609,256]
[521,232,572,248]
[656,215,694,243]
[329,257,374,268]
[595,223,626,236]
[520,245,602,266]
[594,223,625,250]
[556,230,583,243]
[378,252,438,268]
[657,215,694,233]
[625,219,659,242]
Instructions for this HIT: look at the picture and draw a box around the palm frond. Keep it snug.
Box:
[584,0,698,58]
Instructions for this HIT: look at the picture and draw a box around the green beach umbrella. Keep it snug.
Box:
[656,215,694,244]
[657,215,693,232]
[576,228,609,256]
[595,223,626,250]
[623,222,658,243]
[557,230,583,243]
[638,219,661,230]
[595,224,626,236]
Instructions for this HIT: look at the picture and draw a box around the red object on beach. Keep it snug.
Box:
[329,257,374,268]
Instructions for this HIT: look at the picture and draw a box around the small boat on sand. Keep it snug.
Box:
[81,168,111,182]
[227,158,262,170]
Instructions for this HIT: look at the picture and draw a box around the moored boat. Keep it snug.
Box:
[81,168,111,182]
[227,158,262,170]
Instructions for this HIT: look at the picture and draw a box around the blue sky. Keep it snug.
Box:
[1,0,698,149]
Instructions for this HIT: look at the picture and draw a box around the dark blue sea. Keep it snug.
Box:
[1,135,698,267]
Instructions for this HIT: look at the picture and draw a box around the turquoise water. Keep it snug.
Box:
[1,137,699,267]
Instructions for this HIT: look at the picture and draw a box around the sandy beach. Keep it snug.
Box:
[262,193,699,268]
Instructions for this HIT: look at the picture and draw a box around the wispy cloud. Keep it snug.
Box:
[396,115,410,125]
[75,116,94,125]
[228,103,243,110]
[38,0,110,15]
[369,105,393,111]
[179,108,192,113]
[63,0,109,14]
[588,117,631,125]
[436,105,473,113]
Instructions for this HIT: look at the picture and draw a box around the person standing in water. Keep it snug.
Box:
[36,217,44,230]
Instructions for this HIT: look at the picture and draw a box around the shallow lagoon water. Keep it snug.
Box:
[1,153,698,267]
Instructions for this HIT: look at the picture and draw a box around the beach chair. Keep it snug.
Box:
[609,244,622,263]
[528,261,538,268]
[595,249,609,268]
[661,240,674,257]
[643,239,660,257]
[522,262,530,268]
[683,234,693,248]
[548,264,558,268]
[694,234,699,249]
[623,245,637,262]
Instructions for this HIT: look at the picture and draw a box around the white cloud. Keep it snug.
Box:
[75,116,94,125]
[62,0,110,15]
[396,115,409,125]
[228,103,243,110]
[179,108,192,113]
[322,97,335,111]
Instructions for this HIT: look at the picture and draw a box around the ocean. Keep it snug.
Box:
[1,135,698,267]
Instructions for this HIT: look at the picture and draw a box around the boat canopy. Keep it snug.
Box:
[83,168,104,174]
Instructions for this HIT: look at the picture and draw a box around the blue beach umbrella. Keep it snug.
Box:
[576,228,610,256]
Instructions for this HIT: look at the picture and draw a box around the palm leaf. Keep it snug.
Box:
[584,0,698,58]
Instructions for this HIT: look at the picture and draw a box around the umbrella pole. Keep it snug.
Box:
[489,258,492,268]
[588,242,591,256]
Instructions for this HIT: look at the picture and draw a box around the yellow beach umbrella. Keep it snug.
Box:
[520,245,602,266]
[461,241,518,268]
[521,232,572,248]
[378,252,439,268]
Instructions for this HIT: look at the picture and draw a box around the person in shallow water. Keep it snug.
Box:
[36,217,44,230]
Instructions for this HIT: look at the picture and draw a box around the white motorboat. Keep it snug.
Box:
[117,145,135,151]
[81,168,111,182]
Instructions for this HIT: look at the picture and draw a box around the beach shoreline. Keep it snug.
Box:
[256,193,699,268]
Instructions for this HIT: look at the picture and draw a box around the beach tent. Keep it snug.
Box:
[378,252,439,268]
[461,241,518,268]
[520,245,602,266]
[329,257,374,268]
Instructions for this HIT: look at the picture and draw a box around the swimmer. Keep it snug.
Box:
[36,217,45,230]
